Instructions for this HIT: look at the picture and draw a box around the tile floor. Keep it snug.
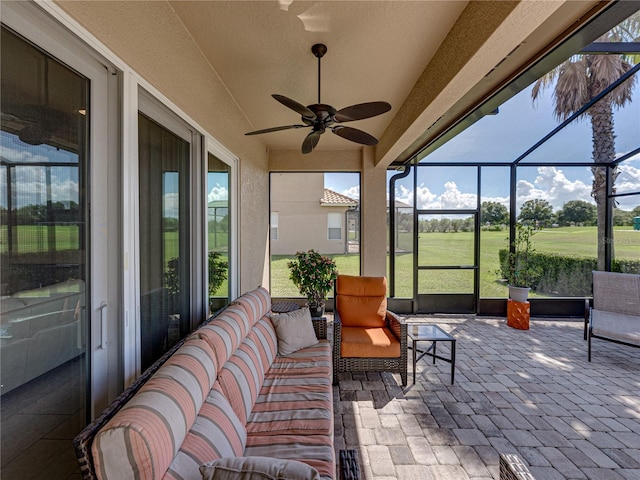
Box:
[332,315,640,480]
[1,355,85,480]
[3,315,640,480]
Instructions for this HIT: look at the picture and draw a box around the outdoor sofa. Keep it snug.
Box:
[74,286,345,480]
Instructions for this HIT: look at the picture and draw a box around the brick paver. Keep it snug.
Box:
[332,316,640,479]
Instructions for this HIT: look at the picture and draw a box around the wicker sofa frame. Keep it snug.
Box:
[73,307,344,480]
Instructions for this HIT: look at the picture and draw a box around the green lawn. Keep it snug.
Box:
[0,225,80,253]
[3,224,637,299]
[271,226,640,298]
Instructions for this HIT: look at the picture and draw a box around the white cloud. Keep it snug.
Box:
[617,163,640,192]
[413,182,477,209]
[615,161,640,210]
[394,184,413,206]
[341,185,360,200]
[439,181,477,209]
[517,166,593,210]
[0,144,50,165]
[0,165,79,208]
[163,192,179,218]
[208,184,228,202]
[480,195,510,208]
[415,184,437,209]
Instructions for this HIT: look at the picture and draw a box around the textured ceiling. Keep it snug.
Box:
[169,0,469,153]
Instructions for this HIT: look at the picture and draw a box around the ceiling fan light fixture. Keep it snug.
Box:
[245,43,391,154]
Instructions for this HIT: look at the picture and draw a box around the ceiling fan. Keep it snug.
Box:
[245,43,391,154]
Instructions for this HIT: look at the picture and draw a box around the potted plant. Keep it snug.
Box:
[208,250,229,311]
[165,251,228,312]
[287,249,338,317]
[505,223,541,302]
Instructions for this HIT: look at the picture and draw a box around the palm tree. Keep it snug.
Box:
[531,13,639,270]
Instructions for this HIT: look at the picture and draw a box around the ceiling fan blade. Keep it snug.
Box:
[332,125,378,146]
[272,94,316,120]
[301,130,322,154]
[245,124,306,135]
[335,101,391,123]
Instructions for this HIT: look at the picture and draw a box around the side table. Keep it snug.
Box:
[408,324,456,385]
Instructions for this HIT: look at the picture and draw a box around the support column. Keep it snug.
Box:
[360,148,388,277]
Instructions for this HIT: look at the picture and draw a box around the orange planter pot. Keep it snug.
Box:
[507,299,530,330]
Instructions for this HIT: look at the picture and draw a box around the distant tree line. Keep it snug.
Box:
[481,199,640,228]
[418,216,474,233]
[0,202,81,225]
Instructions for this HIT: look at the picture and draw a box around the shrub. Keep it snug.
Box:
[287,249,338,306]
[499,250,640,296]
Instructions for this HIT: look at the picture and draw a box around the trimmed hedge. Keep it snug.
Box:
[498,249,640,296]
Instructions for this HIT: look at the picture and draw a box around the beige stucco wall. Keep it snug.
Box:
[270,173,351,256]
[269,149,387,277]
[55,0,271,293]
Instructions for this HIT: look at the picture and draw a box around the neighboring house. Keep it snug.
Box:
[270,173,358,255]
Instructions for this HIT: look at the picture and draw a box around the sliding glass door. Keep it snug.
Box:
[138,112,191,372]
[1,15,115,479]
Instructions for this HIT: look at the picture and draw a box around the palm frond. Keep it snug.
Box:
[590,55,637,107]
[553,59,589,121]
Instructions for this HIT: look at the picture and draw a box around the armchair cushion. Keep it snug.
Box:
[340,327,401,358]
[336,275,387,328]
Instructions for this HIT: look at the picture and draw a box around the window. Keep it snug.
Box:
[207,153,230,312]
[270,212,279,240]
[327,212,342,240]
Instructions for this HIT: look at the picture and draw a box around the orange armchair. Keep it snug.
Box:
[333,275,407,386]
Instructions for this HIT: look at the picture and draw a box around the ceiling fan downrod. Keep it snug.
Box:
[312,43,327,105]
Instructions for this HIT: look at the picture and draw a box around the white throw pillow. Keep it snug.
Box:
[269,307,318,356]
[200,456,320,480]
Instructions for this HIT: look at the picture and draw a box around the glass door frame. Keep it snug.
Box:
[412,164,482,314]
[414,209,480,313]
[135,88,205,378]
[1,2,120,418]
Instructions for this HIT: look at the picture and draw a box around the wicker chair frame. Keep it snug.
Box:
[332,281,407,386]
[499,454,536,480]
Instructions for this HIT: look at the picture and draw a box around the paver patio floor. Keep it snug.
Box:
[331,316,640,480]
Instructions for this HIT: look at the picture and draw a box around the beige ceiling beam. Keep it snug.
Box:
[269,149,362,172]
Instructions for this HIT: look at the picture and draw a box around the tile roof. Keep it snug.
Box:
[320,188,358,206]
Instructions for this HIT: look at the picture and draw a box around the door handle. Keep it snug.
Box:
[99,301,108,350]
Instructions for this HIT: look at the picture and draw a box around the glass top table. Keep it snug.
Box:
[408,324,456,385]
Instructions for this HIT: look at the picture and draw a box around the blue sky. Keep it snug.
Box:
[2,76,638,214]
[327,78,640,212]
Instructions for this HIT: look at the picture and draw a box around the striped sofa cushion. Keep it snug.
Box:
[247,374,333,436]
[92,338,214,480]
[217,337,265,424]
[196,306,251,369]
[159,338,218,401]
[233,287,271,326]
[163,386,247,480]
[267,340,332,379]
[244,434,335,480]
[250,318,278,374]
